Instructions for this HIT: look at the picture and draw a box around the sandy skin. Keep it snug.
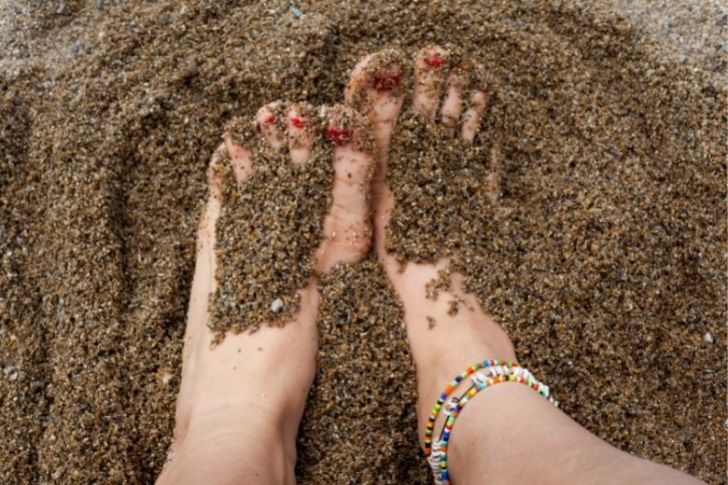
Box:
[158,46,706,485]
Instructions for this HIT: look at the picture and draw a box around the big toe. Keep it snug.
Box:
[314,104,376,274]
[345,48,406,156]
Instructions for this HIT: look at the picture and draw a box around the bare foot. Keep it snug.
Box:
[346,47,706,485]
[157,102,374,485]
[345,46,514,441]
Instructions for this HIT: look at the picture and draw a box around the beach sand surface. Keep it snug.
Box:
[0,1,725,483]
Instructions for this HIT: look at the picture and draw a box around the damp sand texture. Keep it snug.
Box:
[1,1,726,484]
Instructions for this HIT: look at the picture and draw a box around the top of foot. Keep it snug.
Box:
[345,45,498,263]
[162,100,378,485]
[344,45,516,448]
[208,101,376,337]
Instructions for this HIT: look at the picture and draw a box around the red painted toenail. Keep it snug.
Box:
[425,55,445,68]
[264,114,276,124]
[325,126,351,146]
[290,116,308,129]
[371,73,400,92]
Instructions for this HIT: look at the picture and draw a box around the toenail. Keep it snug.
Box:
[425,55,445,68]
[325,126,352,146]
[371,73,400,92]
[264,114,276,124]
[290,116,308,129]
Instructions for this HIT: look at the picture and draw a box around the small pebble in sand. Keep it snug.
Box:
[271,298,284,313]
[703,332,714,344]
[3,366,18,382]
[289,5,304,18]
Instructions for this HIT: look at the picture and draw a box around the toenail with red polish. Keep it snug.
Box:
[371,73,400,91]
[425,55,445,68]
[264,114,276,124]
[290,116,308,129]
[325,126,351,146]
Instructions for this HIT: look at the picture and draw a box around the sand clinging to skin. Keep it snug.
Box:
[0,1,725,483]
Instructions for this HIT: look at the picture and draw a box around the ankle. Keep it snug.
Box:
[167,401,299,484]
[413,316,517,438]
[164,436,295,485]
[186,382,307,443]
[418,313,515,381]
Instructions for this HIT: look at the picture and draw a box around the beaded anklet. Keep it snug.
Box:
[424,359,557,485]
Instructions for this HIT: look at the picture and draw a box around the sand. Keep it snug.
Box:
[210,114,332,337]
[0,1,725,484]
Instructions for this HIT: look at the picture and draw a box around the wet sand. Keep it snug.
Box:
[0,1,725,484]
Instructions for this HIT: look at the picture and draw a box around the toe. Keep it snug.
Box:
[196,144,226,270]
[255,101,286,151]
[344,53,373,104]
[314,104,375,274]
[345,48,406,156]
[439,60,471,132]
[460,89,489,143]
[222,122,254,184]
[286,103,315,166]
[413,45,450,120]
[206,143,227,202]
[486,145,503,204]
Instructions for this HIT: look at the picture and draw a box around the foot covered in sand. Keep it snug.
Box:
[345,45,517,445]
[158,102,375,484]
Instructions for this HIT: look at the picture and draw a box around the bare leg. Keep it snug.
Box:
[345,46,704,485]
[157,103,375,485]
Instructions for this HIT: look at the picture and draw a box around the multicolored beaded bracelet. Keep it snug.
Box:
[424,360,557,485]
[423,359,514,455]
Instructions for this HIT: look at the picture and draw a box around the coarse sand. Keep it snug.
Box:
[210,112,332,338]
[0,1,725,484]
